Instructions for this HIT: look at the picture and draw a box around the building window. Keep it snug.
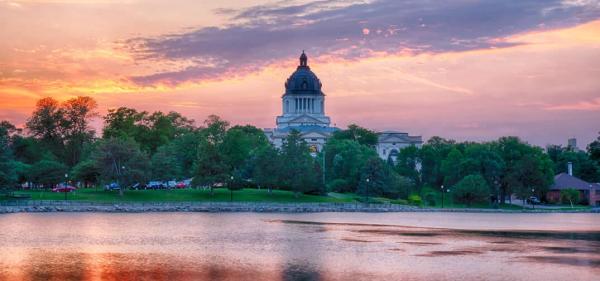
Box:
[285,100,289,112]
[311,138,317,141]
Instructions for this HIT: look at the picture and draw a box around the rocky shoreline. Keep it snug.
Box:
[1,201,598,214]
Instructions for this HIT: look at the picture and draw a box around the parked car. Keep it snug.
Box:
[104,182,120,191]
[131,183,147,190]
[526,196,541,204]
[147,181,165,189]
[175,181,187,189]
[52,184,76,193]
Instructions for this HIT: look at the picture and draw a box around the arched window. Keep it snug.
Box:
[285,100,289,112]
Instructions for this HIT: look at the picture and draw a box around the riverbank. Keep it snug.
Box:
[1,201,598,214]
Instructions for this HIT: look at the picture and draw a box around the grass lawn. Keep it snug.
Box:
[6,188,358,203]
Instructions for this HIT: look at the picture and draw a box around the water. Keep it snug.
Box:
[0,212,598,281]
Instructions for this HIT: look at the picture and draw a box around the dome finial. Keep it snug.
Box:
[299,50,307,67]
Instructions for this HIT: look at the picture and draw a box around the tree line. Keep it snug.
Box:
[1,96,599,205]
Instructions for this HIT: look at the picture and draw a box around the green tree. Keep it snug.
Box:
[280,130,322,197]
[151,145,182,181]
[322,138,377,192]
[453,174,490,206]
[71,159,101,188]
[441,148,464,187]
[221,125,270,172]
[25,97,66,160]
[420,136,456,188]
[251,145,282,192]
[357,156,391,200]
[0,125,17,190]
[92,138,150,196]
[60,96,99,167]
[29,158,68,189]
[461,143,504,205]
[560,188,580,207]
[587,132,600,165]
[192,115,230,193]
[331,124,378,146]
[395,145,421,188]
[103,107,195,154]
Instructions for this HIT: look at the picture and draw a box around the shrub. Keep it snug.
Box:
[327,179,350,193]
[408,194,422,206]
[424,192,436,206]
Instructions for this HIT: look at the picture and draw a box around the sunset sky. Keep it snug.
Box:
[1,0,599,147]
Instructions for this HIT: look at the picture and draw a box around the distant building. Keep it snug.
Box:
[264,52,422,158]
[567,138,578,151]
[546,163,600,206]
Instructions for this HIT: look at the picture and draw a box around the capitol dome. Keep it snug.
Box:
[284,51,323,95]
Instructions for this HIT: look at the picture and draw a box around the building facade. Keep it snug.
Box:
[265,52,422,158]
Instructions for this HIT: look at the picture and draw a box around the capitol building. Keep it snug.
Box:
[264,52,422,161]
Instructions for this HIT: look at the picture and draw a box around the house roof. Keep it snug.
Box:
[550,173,594,190]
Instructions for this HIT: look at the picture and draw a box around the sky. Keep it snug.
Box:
[1,0,599,148]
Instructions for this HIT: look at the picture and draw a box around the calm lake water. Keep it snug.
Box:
[0,212,599,281]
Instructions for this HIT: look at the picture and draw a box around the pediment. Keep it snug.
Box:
[301,131,330,138]
[288,115,327,124]
[379,135,410,143]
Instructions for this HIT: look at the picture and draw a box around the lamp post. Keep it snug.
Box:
[531,188,535,209]
[365,178,370,204]
[64,173,68,200]
[441,185,445,208]
[230,176,234,202]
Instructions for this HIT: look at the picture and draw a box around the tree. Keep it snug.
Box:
[453,174,489,206]
[103,107,195,154]
[587,132,600,165]
[0,125,17,190]
[461,143,504,205]
[322,138,377,192]
[560,188,580,208]
[151,145,182,181]
[221,125,270,172]
[70,159,101,188]
[357,156,391,200]
[60,96,99,167]
[441,148,464,187]
[251,145,282,192]
[92,138,150,196]
[29,158,68,189]
[192,115,230,193]
[25,97,65,159]
[395,145,421,188]
[420,136,456,188]
[280,130,322,197]
[331,124,378,146]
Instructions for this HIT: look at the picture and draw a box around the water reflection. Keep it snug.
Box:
[0,212,599,281]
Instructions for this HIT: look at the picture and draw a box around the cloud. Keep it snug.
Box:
[121,0,600,86]
[544,98,600,111]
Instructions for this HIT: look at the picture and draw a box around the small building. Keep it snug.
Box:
[546,163,600,206]
[376,131,422,161]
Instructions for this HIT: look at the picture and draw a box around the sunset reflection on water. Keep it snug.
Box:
[0,212,599,281]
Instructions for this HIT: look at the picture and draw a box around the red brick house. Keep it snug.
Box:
[547,172,600,206]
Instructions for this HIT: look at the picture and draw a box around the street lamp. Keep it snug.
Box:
[531,188,535,209]
[441,185,445,208]
[230,176,234,202]
[365,178,370,204]
[64,173,68,200]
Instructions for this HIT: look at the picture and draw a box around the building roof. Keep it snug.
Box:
[284,52,324,96]
[550,173,594,190]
